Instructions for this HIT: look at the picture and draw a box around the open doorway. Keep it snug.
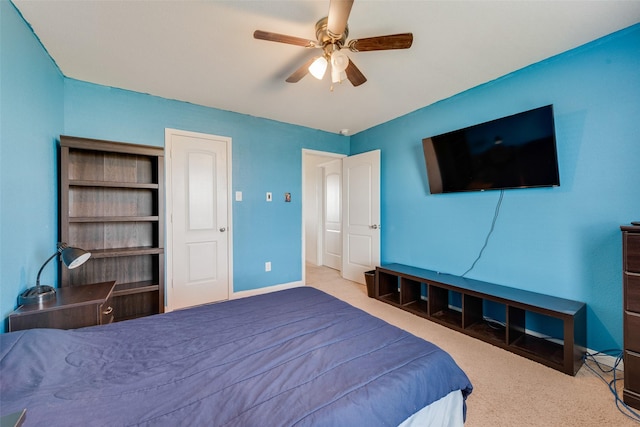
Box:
[302,149,381,286]
[302,150,345,282]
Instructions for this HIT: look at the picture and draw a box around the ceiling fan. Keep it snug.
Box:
[253,0,413,88]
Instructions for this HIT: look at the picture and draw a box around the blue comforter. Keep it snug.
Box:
[0,287,472,426]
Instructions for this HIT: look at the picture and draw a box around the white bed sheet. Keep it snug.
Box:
[399,389,465,427]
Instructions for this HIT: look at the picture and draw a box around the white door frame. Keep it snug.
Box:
[164,128,234,311]
[301,149,346,283]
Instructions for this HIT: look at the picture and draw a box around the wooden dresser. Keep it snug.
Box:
[622,225,640,410]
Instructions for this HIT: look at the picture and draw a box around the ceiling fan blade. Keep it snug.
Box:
[285,57,317,83]
[345,59,367,87]
[326,0,354,38]
[348,33,413,52]
[254,30,317,48]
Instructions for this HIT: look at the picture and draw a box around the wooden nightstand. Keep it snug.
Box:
[8,281,116,332]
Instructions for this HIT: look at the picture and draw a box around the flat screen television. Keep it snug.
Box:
[422,105,560,194]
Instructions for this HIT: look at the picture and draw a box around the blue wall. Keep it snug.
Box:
[2,0,639,353]
[62,80,348,292]
[0,1,347,328]
[1,1,64,330]
[351,24,640,351]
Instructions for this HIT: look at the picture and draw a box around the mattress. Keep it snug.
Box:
[0,286,472,426]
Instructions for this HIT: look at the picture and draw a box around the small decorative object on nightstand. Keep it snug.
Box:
[17,242,91,306]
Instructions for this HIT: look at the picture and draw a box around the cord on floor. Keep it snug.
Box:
[583,350,640,423]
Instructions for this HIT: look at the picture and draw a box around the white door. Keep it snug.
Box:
[342,150,381,284]
[322,159,342,270]
[166,129,232,310]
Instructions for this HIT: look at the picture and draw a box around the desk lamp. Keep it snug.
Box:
[18,242,91,305]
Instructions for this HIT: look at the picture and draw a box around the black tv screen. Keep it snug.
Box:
[422,105,560,194]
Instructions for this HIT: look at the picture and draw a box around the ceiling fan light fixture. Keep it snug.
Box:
[331,50,349,73]
[255,0,413,88]
[331,67,347,84]
[309,56,328,80]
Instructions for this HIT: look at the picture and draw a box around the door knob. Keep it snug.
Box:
[370,224,378,229]
[219,227,226,232]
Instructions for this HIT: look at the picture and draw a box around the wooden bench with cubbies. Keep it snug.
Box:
[376,263,586,375]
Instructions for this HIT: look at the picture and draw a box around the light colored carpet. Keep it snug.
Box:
[306,264,636,426]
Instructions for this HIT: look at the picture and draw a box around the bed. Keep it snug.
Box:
[0,286,472,426]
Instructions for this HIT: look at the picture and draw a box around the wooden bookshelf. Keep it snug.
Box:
[59,136,165,321]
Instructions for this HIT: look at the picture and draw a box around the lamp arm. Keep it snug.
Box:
[35,249,61,287]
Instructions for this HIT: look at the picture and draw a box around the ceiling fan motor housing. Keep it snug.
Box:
[315,17,348,50]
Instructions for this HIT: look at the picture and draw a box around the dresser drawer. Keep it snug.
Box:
[626,312,640,353]
[626,233,640,272]
[626,273,640,313]
[626,350,640,393]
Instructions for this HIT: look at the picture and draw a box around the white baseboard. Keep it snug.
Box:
[584,351,623,371]
[230,280,304,300]
[164,280,304,312]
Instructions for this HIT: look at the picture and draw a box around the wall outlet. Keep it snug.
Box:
[265,261,271,272]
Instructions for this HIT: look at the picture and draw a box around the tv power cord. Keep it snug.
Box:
[582,350,640,423]
[461,190,504,277]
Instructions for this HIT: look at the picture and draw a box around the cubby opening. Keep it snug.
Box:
[400,277,427,316]
[377,271,400,305]
[429,285,462,328]
[463,297,506,345]
[508,308,565,368]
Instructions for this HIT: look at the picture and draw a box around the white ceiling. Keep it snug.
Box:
[12,0,640,135]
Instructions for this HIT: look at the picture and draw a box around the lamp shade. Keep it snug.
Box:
[61,246,91,269]
[308,56,328,80]
[331,51,349,73]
